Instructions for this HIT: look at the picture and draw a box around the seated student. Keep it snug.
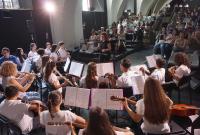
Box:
[80,62,98,89]
[122,77,173,134]
[78,107,134,135]
[50,44,59,63]
[40,91,86,135]
[44,42,52,56]
[168,52,191,84]
[57,41,70,62]
[0,47,20,67]
[41,55,50,74]
[44,61,68,93]
[28,43,38,58]
[33,48,45,73]
[0,61,35,98]
[0,86,41,134]
[140,58,166,84]
[15,48,27,68]
[116,58,136,87]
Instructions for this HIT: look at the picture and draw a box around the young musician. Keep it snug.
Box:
[45,42,52,56]
[80,62,98,89]
[0,61,35,97]
[34,48,45,73]
[41,55,50,74]
[57,41,70,61]
[117,58,136,87]
[78,107,134,135]
[15,48,27,68]
[122,77,173,134]
[44,61,68,93]
[0,86,41,134]
[0,47,20,67]
[40,91,86,135]
[28,43,38,58]
[50,44,59,62]
[140,58,166,84]
[168,52,191,84]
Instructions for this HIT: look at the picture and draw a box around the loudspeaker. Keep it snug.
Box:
[26,20,34,33]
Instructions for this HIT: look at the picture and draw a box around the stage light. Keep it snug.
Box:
[44,1,56,13]
[185,4,189,8]
[179,5,183,8]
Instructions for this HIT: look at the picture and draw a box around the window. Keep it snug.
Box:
[82,0,90,11]
[0,0,19,9]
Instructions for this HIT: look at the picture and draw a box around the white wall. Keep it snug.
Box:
[125,0,135,12]
[50,0,83,49]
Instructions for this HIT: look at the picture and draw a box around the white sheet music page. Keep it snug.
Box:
[146,55,156,68]
[106,89,123,110]
[131,75,145,95]
[91,89,107,109]
[64,58,70,72]
[21,60,32,72]
[96,62,114,76]
[130,64,149,75]
[64,87,77,107]
[75,88,90,109]
[69,61,84,77]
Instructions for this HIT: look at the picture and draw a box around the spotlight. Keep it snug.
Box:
[185,4,189,8]
[44,1,56,13]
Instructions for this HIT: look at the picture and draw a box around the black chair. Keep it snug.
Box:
[0,114,22,135]
[145,130,187,135]
[162,75,192,104]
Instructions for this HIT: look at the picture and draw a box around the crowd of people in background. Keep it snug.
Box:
[0,2,199,135]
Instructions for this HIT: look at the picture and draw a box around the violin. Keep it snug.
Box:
[171,104,200,117]
[110,96,137,105]
[47,121,86,129]
[22,100,47,112]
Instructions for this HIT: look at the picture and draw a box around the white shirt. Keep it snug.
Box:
[136,99,171,134]
[78,129,125,135]
[174,65,191,84]
[40,110,77,135]
[57,48,69,61]
[151,68,165,84]
[28,51,38,58]
[117,71,138,87]
[50,52,59,62]
[0,99,34,134]
[48,73,62,93]
[45,48,51,56]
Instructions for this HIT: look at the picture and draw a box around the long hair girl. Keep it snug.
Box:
[144,77,171,124]
[85,62,98,89]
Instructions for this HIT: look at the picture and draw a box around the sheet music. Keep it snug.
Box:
[131,75,145,95]
[130,64,149,75]
[96,63,114,76]
[21,60,32,72]
[106,89,123,110]
[0,77,2,84]
[91,89,107,109]
[75,88,90,109]
[68,61,84,77]
[146,55,162,68]
[64,87,90,109]
[64,87,77,107]
[64,58,70,72]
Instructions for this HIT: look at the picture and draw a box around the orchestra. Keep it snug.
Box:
[0,3,200,135]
